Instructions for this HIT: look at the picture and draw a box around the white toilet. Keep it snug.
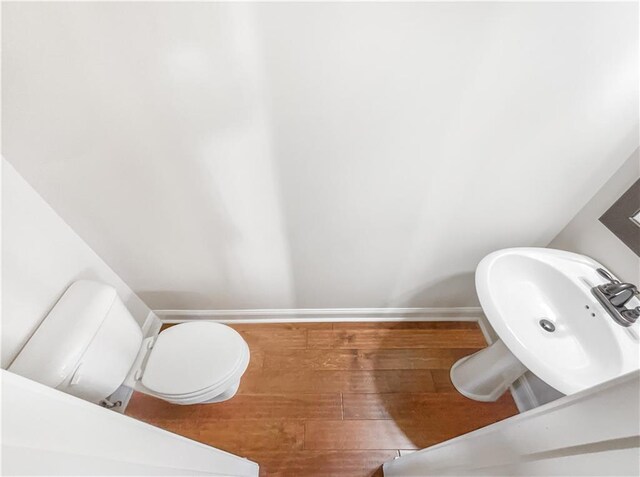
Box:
[9,280,250,406]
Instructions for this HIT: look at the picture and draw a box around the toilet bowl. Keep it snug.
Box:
[9,280,250,406]
[130,322,250,405]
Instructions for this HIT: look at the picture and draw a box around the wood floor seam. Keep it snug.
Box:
[303,421,307,451]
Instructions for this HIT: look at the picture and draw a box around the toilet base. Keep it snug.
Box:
[450,339,527,402]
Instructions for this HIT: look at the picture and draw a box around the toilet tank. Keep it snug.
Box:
[9,280,143,403]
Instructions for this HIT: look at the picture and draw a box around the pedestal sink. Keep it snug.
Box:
[451,248,640,401]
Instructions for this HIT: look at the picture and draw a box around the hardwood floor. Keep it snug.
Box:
[125,322,519,476]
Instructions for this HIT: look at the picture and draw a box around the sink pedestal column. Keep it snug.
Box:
[450,340,527,402]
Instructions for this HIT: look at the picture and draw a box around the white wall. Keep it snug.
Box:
[1,159,155,368]
[3,2,638,311]
[1,369,258,476]
[550,149,640,284]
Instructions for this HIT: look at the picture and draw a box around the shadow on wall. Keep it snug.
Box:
[2,2,296,312]
[134,3,296,311]
[387,272,480,309]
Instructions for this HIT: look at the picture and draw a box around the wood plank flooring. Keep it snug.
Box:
[125,322,519,476]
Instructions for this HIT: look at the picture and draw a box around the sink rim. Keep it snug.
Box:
[476,247,639,395]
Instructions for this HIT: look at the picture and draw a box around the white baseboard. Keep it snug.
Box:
[154,307,484,323]
[510,374,540,412]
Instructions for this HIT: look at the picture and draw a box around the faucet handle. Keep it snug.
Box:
[609,284,639,307]
[621,307,640,323]
[596,268,618,284]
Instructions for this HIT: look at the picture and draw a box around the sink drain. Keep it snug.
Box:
[539,319,555,332]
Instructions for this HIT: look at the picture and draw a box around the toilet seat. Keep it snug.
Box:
[135,322,250,404]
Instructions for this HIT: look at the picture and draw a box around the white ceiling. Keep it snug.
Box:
[3,2,638,310]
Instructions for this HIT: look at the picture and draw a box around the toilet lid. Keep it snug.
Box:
[141,322,248,396]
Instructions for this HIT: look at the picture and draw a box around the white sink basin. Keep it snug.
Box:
[476,248,639,395]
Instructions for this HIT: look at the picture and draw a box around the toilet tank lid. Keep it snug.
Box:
[9,280,118,388]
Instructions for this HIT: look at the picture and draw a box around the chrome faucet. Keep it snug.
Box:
[591,268,640,327]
